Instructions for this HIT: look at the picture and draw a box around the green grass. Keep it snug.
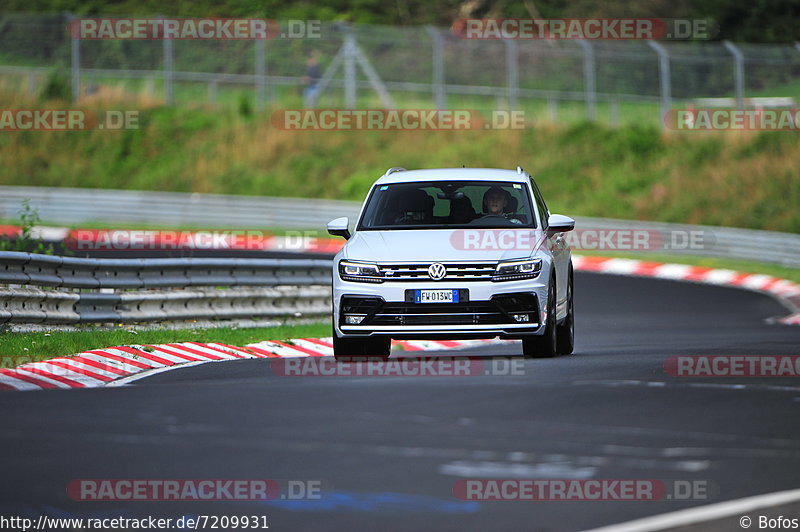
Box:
[0,321,330,365]
[0,91,798,233]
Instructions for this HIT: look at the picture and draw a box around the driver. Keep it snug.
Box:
[481,186,523,224]
[483,186,508,215]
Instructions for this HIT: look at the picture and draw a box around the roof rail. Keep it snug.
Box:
[384,167,406,176]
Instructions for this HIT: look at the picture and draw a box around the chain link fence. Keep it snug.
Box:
[1,14,800,126]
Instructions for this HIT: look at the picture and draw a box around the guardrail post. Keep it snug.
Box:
[723,40,745,108]
[162,15,174,105]
[647,40,672,128]
[577,40,596,121]
[504,39,519,109]
[69,14,80,102]
[425,26,446,109]
[255,37,266,110]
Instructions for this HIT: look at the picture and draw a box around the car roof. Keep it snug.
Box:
[373,168,531,186]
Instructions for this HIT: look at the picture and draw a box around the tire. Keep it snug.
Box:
[556,265,575,356]
[522,279,557,358]
[332,326,391,361]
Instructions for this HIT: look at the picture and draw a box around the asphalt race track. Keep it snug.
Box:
[1,273,799,531]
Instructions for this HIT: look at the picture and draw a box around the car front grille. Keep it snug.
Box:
[378,262,496,282]
[340,293,539,327]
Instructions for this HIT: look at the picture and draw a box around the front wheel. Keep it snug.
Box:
[332,327,391,361]
[522,280,557,358]
[556,265,574,355]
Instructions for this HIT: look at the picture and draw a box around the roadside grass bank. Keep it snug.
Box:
[0,92,798,233]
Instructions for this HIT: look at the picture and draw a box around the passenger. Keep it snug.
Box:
[449,196,477,224]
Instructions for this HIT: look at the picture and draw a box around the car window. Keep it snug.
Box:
[358,180,537,230]
[530,179,550,229]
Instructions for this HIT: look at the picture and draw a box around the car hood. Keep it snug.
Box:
[343,229,544,262]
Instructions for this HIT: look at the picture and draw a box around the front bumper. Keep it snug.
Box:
[334,279,546,339]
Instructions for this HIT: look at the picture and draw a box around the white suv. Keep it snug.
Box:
[327,167,575,360]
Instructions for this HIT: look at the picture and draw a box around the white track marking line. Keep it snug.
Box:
[585,488,800,532]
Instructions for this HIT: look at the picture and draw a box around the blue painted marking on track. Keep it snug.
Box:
[255,490,480,513]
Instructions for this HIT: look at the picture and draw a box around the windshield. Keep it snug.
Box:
[358,180,537,230]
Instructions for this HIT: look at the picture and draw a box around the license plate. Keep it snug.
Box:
[415,289,459,303]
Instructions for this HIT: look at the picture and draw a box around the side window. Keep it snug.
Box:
[530,180,549,229]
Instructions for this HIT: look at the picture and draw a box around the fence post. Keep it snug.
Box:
[255,37,266,110]
[162,15,174,105]
[504,39,519,109]
[344,32,357,109]
[548,97,558,123]
[577,40,596,121]
[208,81,217,106]
[425,26,446,109]
[610,99,619,127]
[647,40,671,128]
[69,14,80,102]
[723,40,745,107]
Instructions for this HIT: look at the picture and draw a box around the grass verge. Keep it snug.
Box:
[0,321,331,366]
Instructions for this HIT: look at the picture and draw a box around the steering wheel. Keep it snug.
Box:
[468,214,508,225]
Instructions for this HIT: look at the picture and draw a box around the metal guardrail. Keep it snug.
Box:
[571,216,800,268]
[0,185,360,229]
[0,252,332,324]
[1,186,798,268]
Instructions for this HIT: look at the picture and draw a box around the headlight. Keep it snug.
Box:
[339,260,383,283]
[493,258,542,281]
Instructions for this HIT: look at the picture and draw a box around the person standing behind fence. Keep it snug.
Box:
[302,49,322,107]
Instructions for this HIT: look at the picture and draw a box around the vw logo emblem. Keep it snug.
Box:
[428,263,446,280]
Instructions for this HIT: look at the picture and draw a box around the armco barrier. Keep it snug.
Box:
[1,186,799,267]
[0,252,332,324]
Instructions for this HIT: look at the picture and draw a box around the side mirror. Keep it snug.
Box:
[548,214,575,232]
[327,217,351,239]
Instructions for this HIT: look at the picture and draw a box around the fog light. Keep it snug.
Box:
[344,314,365,325]
[512,314,530,322]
